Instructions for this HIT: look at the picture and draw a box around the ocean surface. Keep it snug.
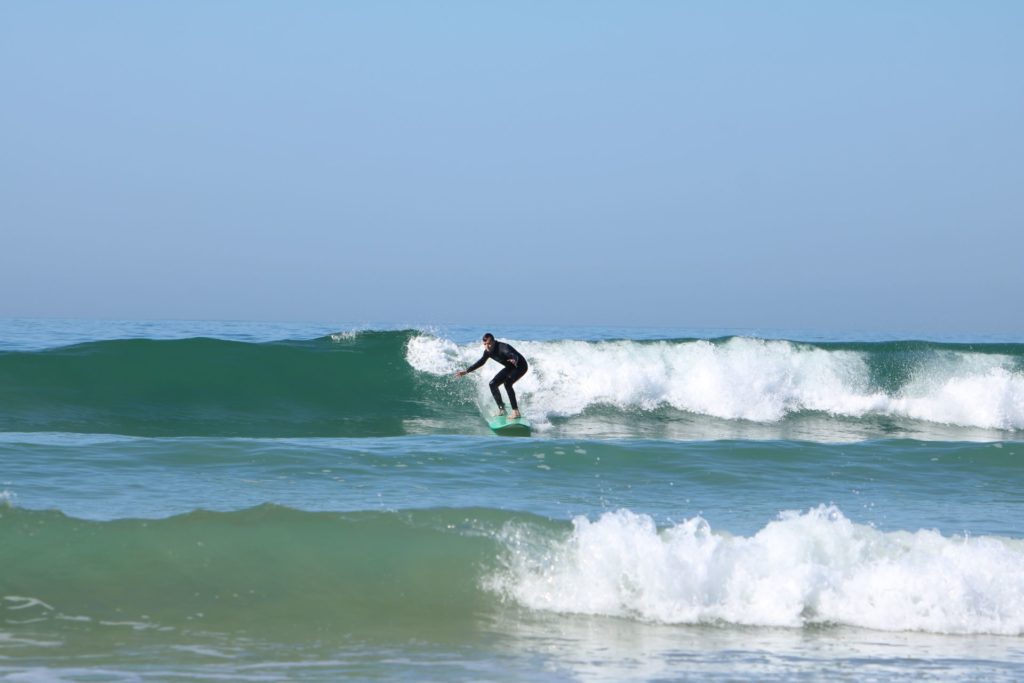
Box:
[2,319,1023,682]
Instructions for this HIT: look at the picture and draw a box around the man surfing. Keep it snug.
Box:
[455,333,529,418]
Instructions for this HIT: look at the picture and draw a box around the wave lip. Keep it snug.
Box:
[490,506,1024,635]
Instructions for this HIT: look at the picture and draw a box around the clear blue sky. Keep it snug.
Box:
[2,2,1021,334]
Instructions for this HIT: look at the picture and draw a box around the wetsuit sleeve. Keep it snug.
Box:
[465,352,489,373]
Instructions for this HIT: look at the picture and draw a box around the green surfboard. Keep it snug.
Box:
[487,415,532,436]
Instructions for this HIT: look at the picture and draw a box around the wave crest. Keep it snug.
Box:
[409,335,1024,431]
[490,505,1024,635]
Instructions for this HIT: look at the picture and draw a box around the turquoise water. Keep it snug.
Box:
[1,320,1023,681]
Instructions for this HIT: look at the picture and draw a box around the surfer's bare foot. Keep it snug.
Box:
[510,410,521,419]
[494,408,507,417]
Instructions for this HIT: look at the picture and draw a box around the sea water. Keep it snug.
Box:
[1,320,1023,681]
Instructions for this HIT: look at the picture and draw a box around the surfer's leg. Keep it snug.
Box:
[503,365,527,411]
[505,382,518,411]
[489,369,510,410]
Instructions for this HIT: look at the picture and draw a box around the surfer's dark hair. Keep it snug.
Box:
[482,333,495,342]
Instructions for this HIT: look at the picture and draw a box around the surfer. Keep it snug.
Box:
[455,333,529,418]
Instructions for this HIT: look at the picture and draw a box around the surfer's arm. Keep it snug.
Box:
[456,353,488,377]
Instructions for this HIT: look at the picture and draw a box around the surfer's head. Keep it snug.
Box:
[482,333,495,351]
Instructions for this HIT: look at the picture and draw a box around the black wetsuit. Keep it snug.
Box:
[465,341,529,411]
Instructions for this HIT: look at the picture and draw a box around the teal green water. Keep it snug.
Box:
[0,333,438,436]
[1,322,1023,681]
[2,506,500,637]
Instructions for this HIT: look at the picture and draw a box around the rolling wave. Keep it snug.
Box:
[412,334,1024,433]
[0,331,460,437]
[3,504,1022,636]
[1,331,1021,437]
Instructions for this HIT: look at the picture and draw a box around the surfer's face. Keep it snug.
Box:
[483,339,495,351]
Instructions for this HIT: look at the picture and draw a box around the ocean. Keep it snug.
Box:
[1,319,1023,681]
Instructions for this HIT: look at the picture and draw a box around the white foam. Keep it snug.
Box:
[894,356,1024,431]
[405,335,1024,431]
[405,335,464,376]
[489,506,1024,635]
[3,596,53,612]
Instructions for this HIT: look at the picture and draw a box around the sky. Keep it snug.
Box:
[2,2,1022,334]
